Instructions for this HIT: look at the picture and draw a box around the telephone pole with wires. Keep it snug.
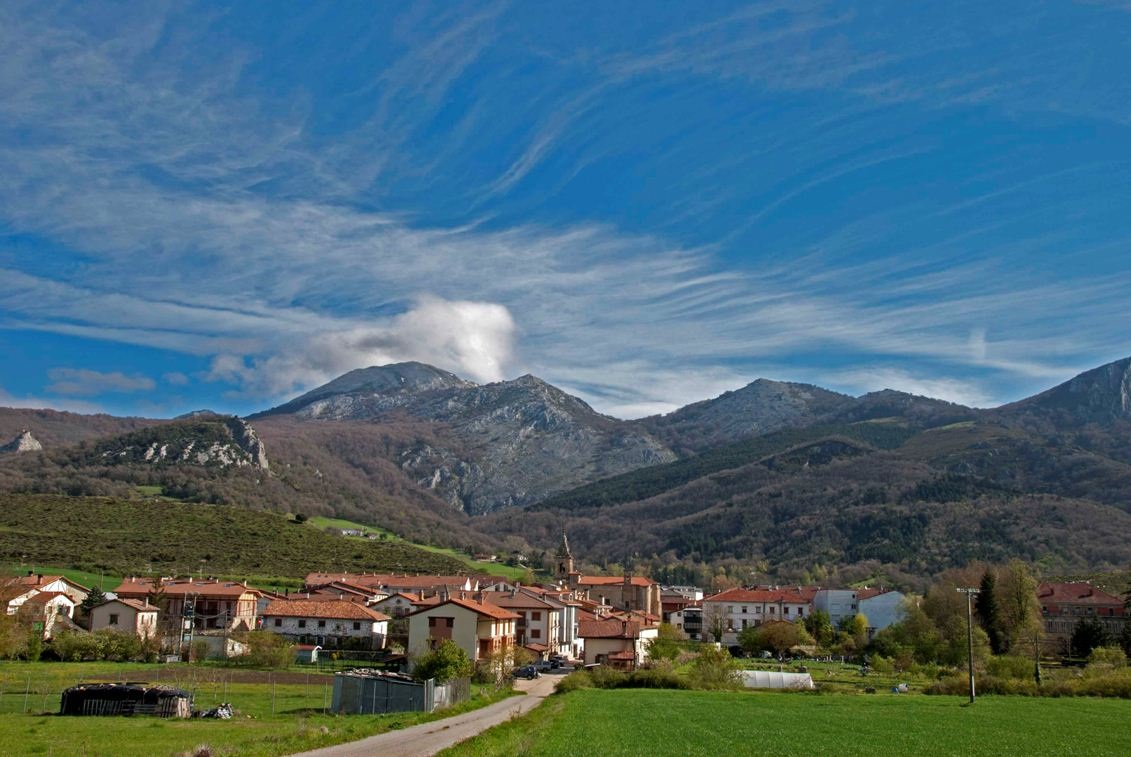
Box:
[956,587,980,703]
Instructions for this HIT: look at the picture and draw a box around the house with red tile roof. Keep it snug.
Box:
[1038,582,1127,653]
[304,573,478,596]
[261,599,390,650]
[114,578,261,632]
[482,590,560,657]
[577,618,658,669]
[8,573,90,604]
[406,597,518,666]
[702,587,812,644]
[89,599,159,638]
[20,591,79,639]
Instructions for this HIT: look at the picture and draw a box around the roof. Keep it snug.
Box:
[857,588,901,602]
[1037,582,1123,606]
[575,576,656,588]
[9,574,89,592]
[114,578,263,600]
[23,591,74,605]
[263,600,390,622]
[524,643,549,653]
[102,598,158,613]
[578,619,649,639]
[704,587,812,604]
[481,591,555,610]
[304,573,474,591]
[0,586,38,603]
[412,597,519,621]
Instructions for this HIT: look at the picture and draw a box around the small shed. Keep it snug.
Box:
[295,644,322,664]
[60,683,193,717]
[740,670,815,690]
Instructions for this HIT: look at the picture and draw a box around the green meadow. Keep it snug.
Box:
[0,661,513,756]
[445,687,1131,757]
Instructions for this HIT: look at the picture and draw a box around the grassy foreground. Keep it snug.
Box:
[0,661,514,756]
[444,688,1131,757]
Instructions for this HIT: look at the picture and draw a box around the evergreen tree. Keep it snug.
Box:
[975,570,1003,655]
[1070,616,1109,659]
[79,586,108,630]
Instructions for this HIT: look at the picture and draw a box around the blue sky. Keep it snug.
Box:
[3,1,1131,418]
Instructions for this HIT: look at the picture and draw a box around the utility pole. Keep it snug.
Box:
[956,587,980,703]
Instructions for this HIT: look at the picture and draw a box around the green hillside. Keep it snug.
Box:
[531,421,916,512]
[0,494,474,581]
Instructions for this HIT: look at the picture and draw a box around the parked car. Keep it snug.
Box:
[512,665,540,680]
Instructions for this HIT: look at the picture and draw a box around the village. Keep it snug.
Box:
[3,532,1125,681]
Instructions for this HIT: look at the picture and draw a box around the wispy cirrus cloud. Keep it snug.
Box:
[46,368,155,396]
[1,1,1130,419]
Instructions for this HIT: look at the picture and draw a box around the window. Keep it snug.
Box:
[769,607,775,615]
[353,621,361,630]
[274,618,282,627]
[108,613,119,626]
[318,620,326,628]
[298,619,307,629]
[741,606,747,614]
[784,607,790,616]
[532,611,541,621]
[531,629,541,639]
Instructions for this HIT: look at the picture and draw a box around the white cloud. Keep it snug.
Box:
[827,367,995,408]
[0,386,105,414]
[208,296,516,397]
[45,368,155,396]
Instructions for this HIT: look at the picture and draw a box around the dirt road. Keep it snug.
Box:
[290,674,557,757]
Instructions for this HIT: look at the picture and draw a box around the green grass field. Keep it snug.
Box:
[0,661,514,756]
[305,515,532,581]
[444,688,1131,757]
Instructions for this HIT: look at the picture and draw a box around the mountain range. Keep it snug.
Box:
[5,356,1131,584]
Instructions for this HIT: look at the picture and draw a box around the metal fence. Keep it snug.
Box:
[331,673,471,715]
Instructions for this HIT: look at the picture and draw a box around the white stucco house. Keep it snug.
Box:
[405,597,518,665]
[261,599,390,650]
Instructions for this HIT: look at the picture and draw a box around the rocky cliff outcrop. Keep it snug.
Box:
[97,417,269,470]
[0,430,43,454]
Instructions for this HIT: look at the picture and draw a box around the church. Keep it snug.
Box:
[554,533,662,617]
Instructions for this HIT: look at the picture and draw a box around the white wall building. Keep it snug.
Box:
[261,599,389,649]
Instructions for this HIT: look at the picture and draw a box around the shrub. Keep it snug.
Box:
[52,630,106,661]
[689,645,741,690]
[1087,646,1127,672]
[554,670,593,694]
[870,654,894,674]
[413,640,473,683]
[231,630,294,668]
[987,655,1034,680]
[96,629,142,661]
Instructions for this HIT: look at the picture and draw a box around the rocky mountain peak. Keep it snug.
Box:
[254,362,475,420]
[0,429,43,454]
[999,356,1131,424]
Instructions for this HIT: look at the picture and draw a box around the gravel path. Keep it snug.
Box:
[290,674,558,757]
